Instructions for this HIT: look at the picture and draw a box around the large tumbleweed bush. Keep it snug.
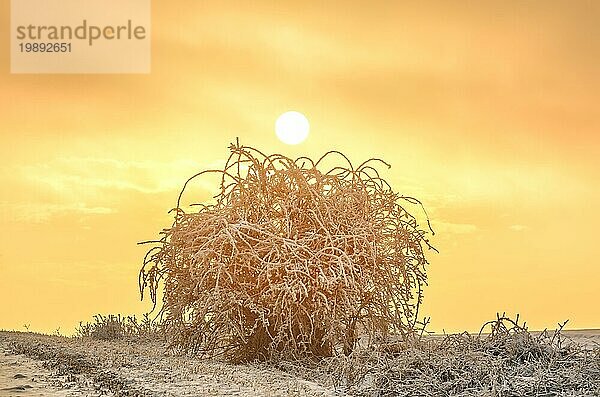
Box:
[139,141,435,362]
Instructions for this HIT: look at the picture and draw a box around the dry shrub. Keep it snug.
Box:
[285,314,600,396]
[77,314,160,340]
[139,141,436,362]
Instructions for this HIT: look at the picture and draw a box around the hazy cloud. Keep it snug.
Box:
[509,224,528,232]
[432,221,478,235]
[2,157,226,223]
[1,202,115,223]
[18,157,226,196]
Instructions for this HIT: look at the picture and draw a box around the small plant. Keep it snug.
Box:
[77,314,161,340]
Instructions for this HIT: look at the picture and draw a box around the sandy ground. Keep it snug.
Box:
[555,329,600,349]
[0,332,334,397]
[0,343,97,396]
[1,330,598,396]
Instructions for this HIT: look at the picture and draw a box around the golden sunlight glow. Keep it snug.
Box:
[275,111,310,145]
[0,1,599,336]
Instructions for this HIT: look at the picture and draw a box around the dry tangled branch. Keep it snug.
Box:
[285,314,600,396]
[139,141,436,362]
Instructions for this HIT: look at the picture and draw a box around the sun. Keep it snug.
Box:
[275,111,310,145]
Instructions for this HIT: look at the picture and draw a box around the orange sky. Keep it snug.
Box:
[1,1,599,334]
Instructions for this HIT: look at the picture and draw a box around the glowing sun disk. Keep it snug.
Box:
[275,111,310,145]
